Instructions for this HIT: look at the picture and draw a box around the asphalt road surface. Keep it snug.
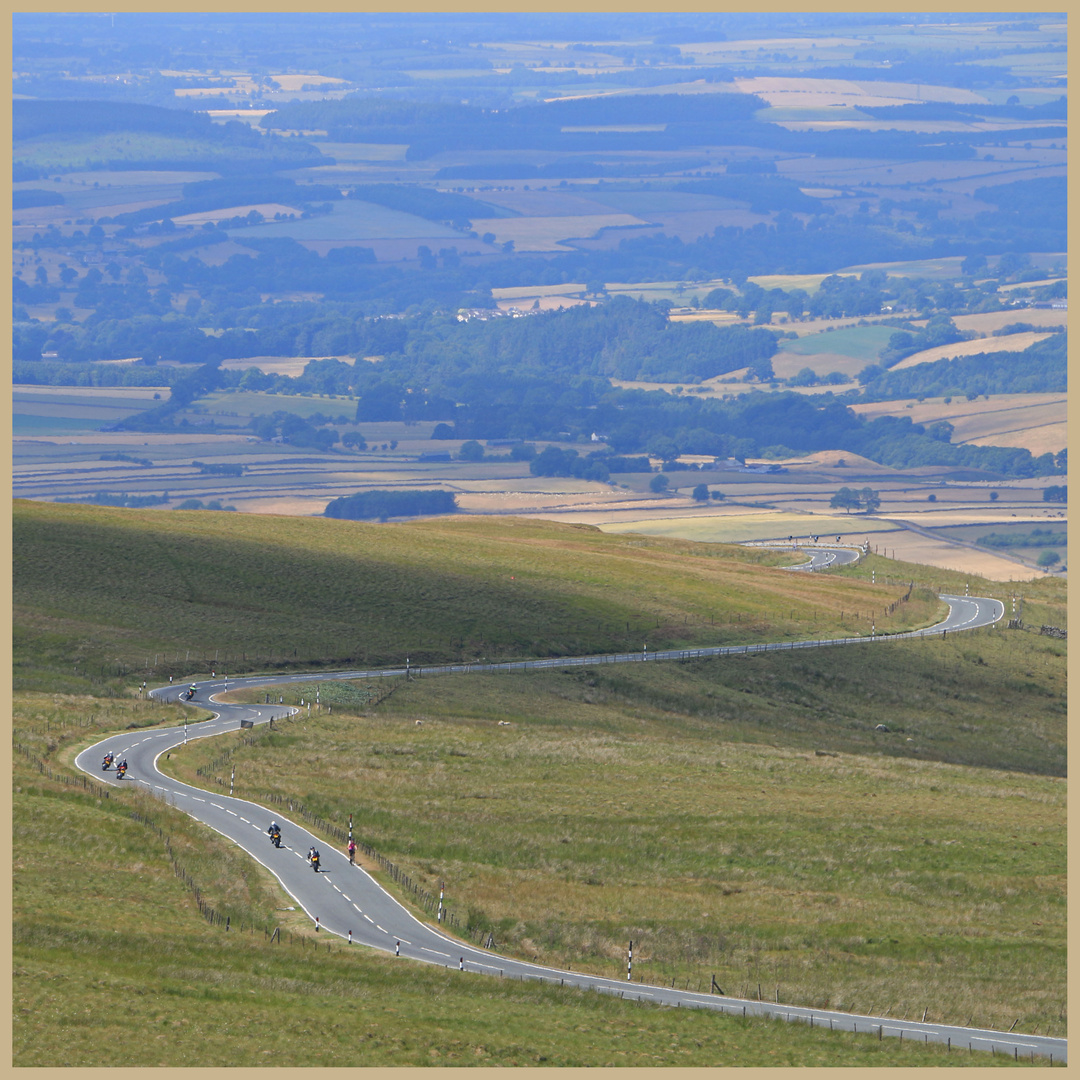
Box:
[74,592,1064,1062]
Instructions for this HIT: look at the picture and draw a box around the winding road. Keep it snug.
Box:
[74,589,1065,1062]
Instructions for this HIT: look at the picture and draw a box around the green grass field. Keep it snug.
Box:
[163,610,1065,1032]
[780,325,895,361]
[15,762,993,1067]
[12,503,1065,1063]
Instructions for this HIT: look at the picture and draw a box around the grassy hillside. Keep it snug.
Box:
[14,500,939,693]
[14,700,1046,1066]
[13,501,1064,1062]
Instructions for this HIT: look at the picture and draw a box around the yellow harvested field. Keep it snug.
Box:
[852,393,1066,455]
[492,283,588,300]
[884,508,1063,528]
[951,311,1067,335]
[890,331,1054,370]
[269,73,347,90]
[218,356,353,376]
[732,76,989,108]
[496,297,589,312]
[967,422,1067,456]
[999,278,1066,292]
[469,214,648,252]
[759,449,901,473]
[668,310,743,324]
[771,350,867,380]
[171,203,302,225]
[594,513,1046,581]
[598,511,896,543]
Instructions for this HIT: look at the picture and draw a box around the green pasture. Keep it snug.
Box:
[170,612,1064,1030]
[228,199,462,242]
[12,499,1064,1063]
[780,324,894,361]
[12,771,979,1067]
[13,501,938,692]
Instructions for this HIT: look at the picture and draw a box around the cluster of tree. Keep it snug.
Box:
[978,527,1066,549]
[1042,485,1067,503]
[249,411,339,451]
[100,452,152,466]
[972,176,1067,234]
[529,446,615,482]
[54,491,170,508]
[193,460,244,476]
[829,486,881,513]
[323,488,457,521]
[858,333,1066,401]
[175,498,237,511]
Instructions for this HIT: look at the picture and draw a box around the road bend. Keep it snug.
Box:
[75,593,1064,1061]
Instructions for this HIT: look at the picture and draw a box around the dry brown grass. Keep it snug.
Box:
[951,311,1066,335]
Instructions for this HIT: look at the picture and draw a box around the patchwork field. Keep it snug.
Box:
[951,310,1067,336]
[851,394,1067,456]
[13,385,172,435]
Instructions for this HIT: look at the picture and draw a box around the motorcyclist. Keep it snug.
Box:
[268,821,281,846]
[310,848,320,871]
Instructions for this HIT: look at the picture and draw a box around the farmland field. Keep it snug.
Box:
[224,199,463,242]
[13,385,171,435]
[951,310,1067,336]
[779,325,895,361]
[468,214,648,252]
[890,331,1056,370]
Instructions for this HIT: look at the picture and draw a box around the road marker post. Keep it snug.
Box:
[348,930,352,944]
[395,940,400,956]
[627,940,633,981]
[315,916,320,932]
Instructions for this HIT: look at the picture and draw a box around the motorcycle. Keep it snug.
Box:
[183,688,196,701]
[270,830,281,849]
[310,853,320,872]
[102,757,113,771]
[115,764,127,780]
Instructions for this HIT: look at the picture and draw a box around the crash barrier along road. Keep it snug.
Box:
[75,589,1065,1062]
